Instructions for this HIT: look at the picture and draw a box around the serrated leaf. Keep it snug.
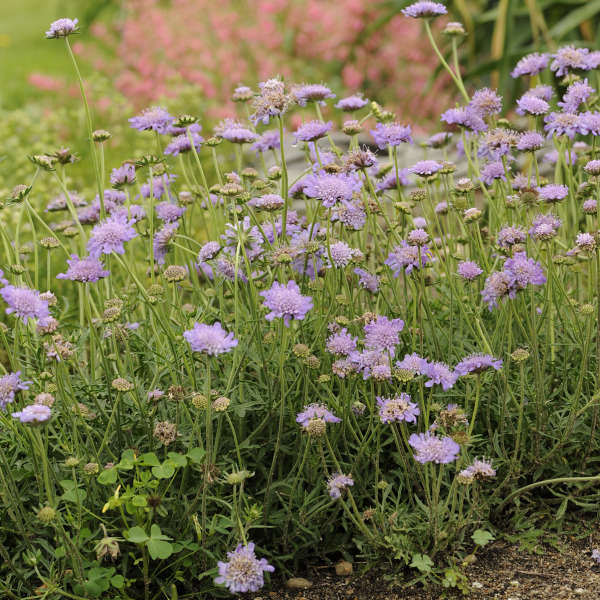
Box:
[472,529,495,546]
[410,553,433,573]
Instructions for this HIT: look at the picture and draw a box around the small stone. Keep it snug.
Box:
[336,560,353,576]
[472,581,483,589]
[575,589,585,595]
[509,580,520,586]
[286,577,313,589]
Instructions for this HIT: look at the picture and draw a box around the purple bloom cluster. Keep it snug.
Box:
[0,372,31,410]
[327,473,354,499]
[364,315,404,352]
[457,261,483,281]
[294,120,333,142]
[370,122,413,148]
[377,393,420,424]
[214,543,274,594]
[408,431,460,464]
[385,240,432,276]
[129,107,174,134]
[511,52,549,78]
[335,94,368,111]
[183,322,238,355]
[260,280,313,326]
[303,171,362,208]
[353,268,379,293]
[454,354,503,376]
[292,84,335,106]
[88,214,138,257]
[497,225,527,249]
[326,328,357,355]
[46,18,78,38]
[57,254,110,283]
[296,404,340,429]
[12,404,51,425]
[402,1,447,18]
[409,160,443,177]
[0,285,51,325]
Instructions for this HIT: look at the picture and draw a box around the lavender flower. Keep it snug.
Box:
[511,52,549,78]
[296,404,341,428]
[537,184,568,203]
[251,130,280,153]
[370,122,413,148]
[303,171,362,208]
[441,107,487,133]
[164,132,204,156]
[402,1,447,18]
[583,199,597,214]
[426,132,453,148]
[328,241,359,268]
[110,164,136,188]
[364,316,404,352]
[332,201,367,230]
[551,46,592,77]
[544,112,582,139]
[409,160,443,177]
[422,361,457,390]
[497,225,527,249]
[57,254,110,283]
[529,84,554,101]
[0,372,31,410]
[576,232,596,251]
[579,111,600,136]
[153,222,178,265]
[377,393,420,424]
[516,93,549,116]
[0,285,50,325]
[87,214,138,257]
[469,88,502,117]
[129,107,174,134]
[12,404,51,425]
[385,241,432,276]
[517,131,544,152]
[156,202,186,223]
[408,432,460,464]
[350,349,392,380]
[292,83,335,106]
[480,161,507,186]
[457,261,483,280]
[408,228,429,246]
[335,94,369,111]
[376,169,410,191]
[455,354,503,376]
[260,280,313,326]
[558,79,594,113]
[251,78,291,125]
[183,322,238,355]
[214,543,274,594]
[46,18,78,38]
[354,267,379,293]
[216,119,258,144]
[482,271,513,309]
[294,120,333,142]
[504,252,546,290]
[458,459,496,482]
[326,328,358,356]
[327,473,354,499]
[396,352,428,374]
[584,160,600,175]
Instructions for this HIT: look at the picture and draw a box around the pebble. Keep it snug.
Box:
[286,577,313,590]
[336,560,353,576]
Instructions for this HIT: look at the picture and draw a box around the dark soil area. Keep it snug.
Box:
[252,533,600,599]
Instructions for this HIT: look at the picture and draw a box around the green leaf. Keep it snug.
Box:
[61,487,87,503]
[125,526,149,544]
[132,494,148,507]
[147,538,174,560]
[139,452,160,467]
[110,574,125,589]
[410,553,433,573]
[186,447,205,464]
[152,461,176,479]
[472,529,495,547]
[97,467,118,485]
[167,452,187,468]
[54,546,66,559]
[150,524,172,540]
[548,0,600,38]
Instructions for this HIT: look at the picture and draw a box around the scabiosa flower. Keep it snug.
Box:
[364,315,404,352]
[544,112,582,139]
[516,93,549,116]
[409,431,460,464]
[45,18,78,38]
[326,328,358,356]
[148,389,164,401]
[296,404,341,429]
[332,201,367,231]
[592,549,600,565]
[558,79,594,112]
[426,131,453,148]
[184,322,238,355]
[458,260,483,280]
[87,214,137,258]
[110,164,136,188]
[529,213,562,241]
[441,107,487,133]
[537,184,568,203]
[164,132,204,156]
[413,217,427,228]
[12,404,51,425]
[402,1,448,18]
[409,160,443,177]
[396,352,428,374]
[327,473,354,499]
[497,225,527,249]
[292,83,335,106]
[129,107,174,134]
[294,120,333,143]
[583,199,597,214]
[584,159,600,175]
[551,46,592,77]
[376,170,410,191]
[251,130,280,154]
[579,111,600,136]
[248,194,285,211]
[435,201,449,215]
[152,222,178,265]
[455,354,503,376]
[260,280,313,326]
[511,52,549,78]
[215,119,258,144]
[469,88,502,117]
[354,268,379,293]
[251,78,291,125]
[517,131,545,152]
[423,361,457,390]
[407,229,430,247]
[303,171,362,208]
[350,349,392,380]
[0,372,31,410]
[529,84,554,101]
[576,232,596,251]
[214,542,274,594]
[335,94,369,111]
[56,254,109,283]
[458,459,496,482]
[504,252,546,290]
[370,122,413,148]
[385,240,432,276]
[155,202,186,223]
[0,285,50,325]
[215,258,248,283]
[480,161,507,186]
[328,241,360,268]
[377,393,420,424]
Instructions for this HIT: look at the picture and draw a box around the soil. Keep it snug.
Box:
[251,534,600,599]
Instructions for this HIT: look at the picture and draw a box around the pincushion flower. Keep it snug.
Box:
[440,106,487,133]
[183,322,238,355]
[296,404,341,429]
[376,170,410,192]
[164,132,204,156]
[354,268,379,293]
[544,112,582,139]
[0,372,32,410]
[516,93,549,116]
[517,131,544,152]
[57,254,110,283]
[294,120,333,143]
[385,240,432,275]
[0,285,51,325]
[326,328,357,356]
[537,184,569,203]
[396,352,428,374]
[292,83,335,106]
[370,122,413,148]
[260,280,313,326]
[87,214,138,258]
[511,52,549,78]
[457,261,483,280]
[402,1,448,18]
[458,459,496,482]
[497,226,527,249]
[335,94,369,111]
[579,111,600,136]
[303,171,362,208]
[409,431,460,464]
[251,130,280,153]
[45,18,79,39]
[153,222,179,264]
[377,393,420,424]
[214,542,274,594]
[129,106,174,134]
[480,161,507,186]
[558,79,594,113]
[12,404,51,425]
[327,473,354,499]
[251,78,291,125]
[216,119,258,144]
[155,202,186,223]
[469,88,502,117]
[504,252,546,290]
[409,160,443,177]
[423,361,457,390]
[455,354,503,376]
[110,164,136,188]
[550,46,592,77]
[364,315,404,352]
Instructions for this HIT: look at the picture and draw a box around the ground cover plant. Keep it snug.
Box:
[2,3,600,598]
